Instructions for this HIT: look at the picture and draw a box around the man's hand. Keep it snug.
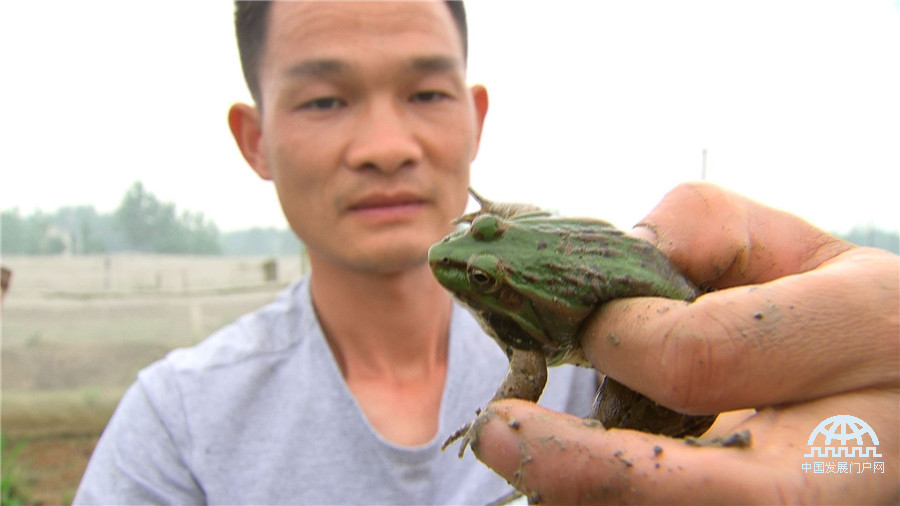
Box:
[470,183,899,503]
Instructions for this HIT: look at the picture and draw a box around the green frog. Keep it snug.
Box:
[429,189,717,457]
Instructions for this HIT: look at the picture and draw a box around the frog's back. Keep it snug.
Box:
[507,216,697,305]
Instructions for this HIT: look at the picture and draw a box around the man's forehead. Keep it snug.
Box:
[260,1,465,82]
[266,1,461,51]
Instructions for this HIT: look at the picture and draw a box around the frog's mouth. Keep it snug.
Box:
[440,284,563,357]
[429,250,563,355]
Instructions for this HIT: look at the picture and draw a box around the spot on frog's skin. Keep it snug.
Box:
[429,189,720,457]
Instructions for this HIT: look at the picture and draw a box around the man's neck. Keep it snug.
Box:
[308,257,453,382]
[308,256,454,446]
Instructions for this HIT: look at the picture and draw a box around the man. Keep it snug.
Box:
[74,2,597,503]
[78,2,897,504]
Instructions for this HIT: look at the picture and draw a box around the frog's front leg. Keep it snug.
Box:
[442,348,548,458]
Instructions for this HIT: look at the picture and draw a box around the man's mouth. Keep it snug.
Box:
[347,192,428,221]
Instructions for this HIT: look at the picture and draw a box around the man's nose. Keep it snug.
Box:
[345,98,423,173]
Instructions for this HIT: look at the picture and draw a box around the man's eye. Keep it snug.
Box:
[411,91,450,103]
[298,97,345,111]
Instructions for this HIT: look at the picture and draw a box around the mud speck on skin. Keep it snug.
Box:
[508,418,521,430]
[607,333,620,346]
[538,435,567,452]
[653,445,663,457]
[685,430,752,449]
[753,312,764,320]
[613,449,634,468]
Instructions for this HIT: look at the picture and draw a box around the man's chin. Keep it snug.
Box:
[347,245,431,276]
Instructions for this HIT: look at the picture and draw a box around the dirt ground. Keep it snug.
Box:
[3,434,99,505]
[2,340,145,505]
[1,254,303,505]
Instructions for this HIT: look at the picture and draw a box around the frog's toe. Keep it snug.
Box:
[441,422,472,453]
[457,431,475,459]
[441,420,481,458]
[456,421,477,458]
[444,408,501,458]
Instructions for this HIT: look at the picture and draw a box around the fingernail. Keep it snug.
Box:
[631,222,658,245]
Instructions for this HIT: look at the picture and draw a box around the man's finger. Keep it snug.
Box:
[580,248,899,414]
[471,394,897,504]
[471,400,774,504]
[633,182,851,288]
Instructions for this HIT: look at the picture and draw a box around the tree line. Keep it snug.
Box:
[1,182,302,256]
[1,182,896,255]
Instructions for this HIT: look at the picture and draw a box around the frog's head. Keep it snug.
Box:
[428,214,595,363]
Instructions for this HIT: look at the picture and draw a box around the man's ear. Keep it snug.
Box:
[470,85,489,158]
[228,103,272,180]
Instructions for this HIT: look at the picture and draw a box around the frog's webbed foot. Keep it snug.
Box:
[441,421,472,453]
[441,416,480,458]
[441,406,503,458]
[453,187,550,224]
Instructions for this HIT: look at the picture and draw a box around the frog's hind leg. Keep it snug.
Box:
[590,375,717,438]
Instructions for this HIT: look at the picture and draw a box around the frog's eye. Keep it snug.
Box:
[467,266,500,294]
[467,254,503,293]
[470,214,505,241]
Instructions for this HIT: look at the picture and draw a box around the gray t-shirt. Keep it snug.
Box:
[74,278,598,505]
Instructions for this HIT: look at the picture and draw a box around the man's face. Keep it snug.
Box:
[249,1,487,275]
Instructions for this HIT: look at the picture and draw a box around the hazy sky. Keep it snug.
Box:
[3,1,899,234]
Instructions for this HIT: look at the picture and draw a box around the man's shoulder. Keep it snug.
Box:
[150,279,318,376]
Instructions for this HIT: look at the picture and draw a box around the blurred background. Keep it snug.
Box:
[2,1,898,503]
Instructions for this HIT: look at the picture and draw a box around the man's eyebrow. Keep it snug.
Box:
[283,55,461,80]
[408,55,462,73]
[284,59,346,79]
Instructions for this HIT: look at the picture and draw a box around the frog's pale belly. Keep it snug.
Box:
[429,189,717,456]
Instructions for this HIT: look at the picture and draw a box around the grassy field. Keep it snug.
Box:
[1,254,304,504]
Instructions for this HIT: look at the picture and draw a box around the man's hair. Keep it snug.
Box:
[234,1,468,106]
